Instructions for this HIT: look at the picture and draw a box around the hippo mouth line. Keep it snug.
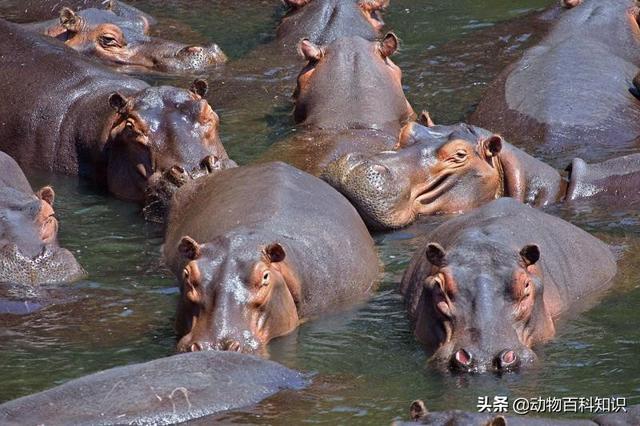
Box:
[414,173,454,206]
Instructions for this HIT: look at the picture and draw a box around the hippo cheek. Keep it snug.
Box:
[253,281,300,344]
[0,244,84,285]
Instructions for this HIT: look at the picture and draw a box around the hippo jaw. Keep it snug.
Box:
[174,236,301,355]
[415,242,555,374]
[0,243,85,285]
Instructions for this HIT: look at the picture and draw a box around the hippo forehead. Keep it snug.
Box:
[442,235,522,281]
[0,188,40,218]
[133,86,195,110]
[78,9,146,34]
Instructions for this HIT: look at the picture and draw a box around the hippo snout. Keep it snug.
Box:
[448,347,535,373]
[177,335,247,354]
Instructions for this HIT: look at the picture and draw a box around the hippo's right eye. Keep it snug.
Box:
[182,268,190,281]
[452,150,468,162]
[99,34,122,48]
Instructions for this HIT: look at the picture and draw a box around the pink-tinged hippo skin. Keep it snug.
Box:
[0,151,85,285]
[163,162,379,355]
[401,198,616,373]
[393,399,640,425]
[277,0,389,51]
[0,20,233,205]
[470,0,640,167]
[260,33,415,176]
[0,0,156,26]
[22,6,226,73]
[323,120,640,230]
[0,351,308,426]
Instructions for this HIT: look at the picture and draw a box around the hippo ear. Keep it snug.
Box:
[265,243,286,263]
[298,39,323,62]
[520,245,540,266]
[489,416,507,426]
[36,186,55,207]
[425,243,446,267]
[108,92,130,114]
[481,135,503,159]
[105,0,116,10]
[284,0,312,8]
[190,79,209,98]
[359,0,390,9]
[418,111,435,127]
[409,400,428,420]
[179,236,201,261]
[60,7,81,31]
[379,32,399,58]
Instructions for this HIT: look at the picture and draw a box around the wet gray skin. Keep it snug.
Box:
[401,198,617,374]
[0,152,85,285]
[25,7,226,73]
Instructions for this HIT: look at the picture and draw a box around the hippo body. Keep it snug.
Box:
[470,0,640,166]
[401,198,616,372]
[163,162,379,354]
[261,34,414,175]
[0,151,85,285]
[0,351,307,426]
[324,121,640,229]
[0,20,231,203]
[277,0,386,51]
[23,6,226,73]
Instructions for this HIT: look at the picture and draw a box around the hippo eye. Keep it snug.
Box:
[182,268,190,281]
[452,150,468,162]
[261,271,270,287]
[99,34,122,48]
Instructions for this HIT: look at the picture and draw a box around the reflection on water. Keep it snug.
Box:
[1,0,639,424]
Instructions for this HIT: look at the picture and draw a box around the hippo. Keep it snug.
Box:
[162,162,379,354]
[23,6,226,73]
[260,33,415,175]
[0,151,85,285]
[323,120,640,229]
[0,351,307,425]
[0,20,233,204]
[470,0,640,166]
[277,0,389,50]
[396,400,640,426]
[0,0,155,25]
[401,198,617,373]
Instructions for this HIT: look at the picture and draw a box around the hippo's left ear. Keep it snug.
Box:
[481,135,503,159]
[520,245,540,266]
[425,243,446,267]
[36,186,55,207]
[60,7,82,32]
[379,32,399,58]
[418,111,435,127]
[298,39,323,62]
[179,236,201,261]
[265,243,286,263]
[108,92,130,114]
[190,79,209,98]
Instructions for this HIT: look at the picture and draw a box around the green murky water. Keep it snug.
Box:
[1,1,639,424]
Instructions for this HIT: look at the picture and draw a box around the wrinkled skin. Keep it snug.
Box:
[325,120,640,229]
[0,151,85,285]
[470,0,640,166]
[261,33,415,175]
[25,7,226,73]
[277,0,388,50]
[398,400,640,425]
[0,351,307,426]
[401,198,616,373]
[163,162,379,354]
[0,20,232,204]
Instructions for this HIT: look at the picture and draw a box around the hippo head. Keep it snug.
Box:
[281,0,389,41]
[0,187,85,285]
[414,241,555,373]
[105,80,231,202]
[51,7,226,72]
[175,234,301,354]
[293,33,415,130]
[322,121,504,229]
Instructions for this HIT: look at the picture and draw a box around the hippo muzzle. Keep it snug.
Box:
[0,243,86,285]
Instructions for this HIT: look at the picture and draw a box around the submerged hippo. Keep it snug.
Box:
[0,20,232,203]
[277,0,389,50]
[0,351,307,425]
[0,151,85,285]
[470,0,640,166]
[163,162,379,354]
[401,198,617,373]
[261,33,415,175]
[324,120,640,229]
[24,6,226,73]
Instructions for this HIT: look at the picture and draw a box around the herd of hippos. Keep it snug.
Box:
[1,0,640,424]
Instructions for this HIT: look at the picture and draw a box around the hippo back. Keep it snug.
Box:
[164,162,379,315]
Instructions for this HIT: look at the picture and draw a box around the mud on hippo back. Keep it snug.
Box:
[163,162,379,354]
[0,20,234,207]
[277,0,389,51]
[23,5,226,73]
[0,151,85,285]
[401,198,616,373]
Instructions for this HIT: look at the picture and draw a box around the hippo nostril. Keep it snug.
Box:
[454,348,473,367]
[188,342,203,352]
[497,349,519,370]
[220,339,241,352]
